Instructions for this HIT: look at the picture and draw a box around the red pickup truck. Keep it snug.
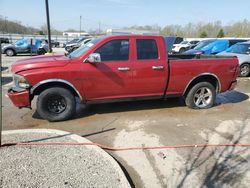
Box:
[8,35,239,121]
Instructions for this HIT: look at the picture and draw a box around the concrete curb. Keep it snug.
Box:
[2,129,131,188]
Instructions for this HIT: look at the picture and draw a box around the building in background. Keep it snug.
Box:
[62,32,90,37]
[106,29,160,35]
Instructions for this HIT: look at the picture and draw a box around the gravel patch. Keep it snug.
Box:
[0,129,130,188]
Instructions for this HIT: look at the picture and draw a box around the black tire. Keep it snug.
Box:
[5,49,15,56]
[37,87,76,122]
[185,82,216,109]
[239,64,250,77]
[37,49,46,55]
[179,48,186,54]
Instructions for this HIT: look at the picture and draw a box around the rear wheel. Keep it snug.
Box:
[37,87,76,121]
[185,82,216,109]
[179,48,186,53]
[6,49,15,56]
[239,64,250,77]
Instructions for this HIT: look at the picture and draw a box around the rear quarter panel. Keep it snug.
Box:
[167,57,239,95]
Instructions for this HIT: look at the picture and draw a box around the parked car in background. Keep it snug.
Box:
[164,36,184,53]
[2,38,48,56]
[184,39,247,55]
[0,37,10,44]
[62,38,79,48]
[66,38,93,53]
[172,40,200,53]
[51,40,60,48]
[218,41,250,77]
[183,39,216,55]
[65,37,92,52]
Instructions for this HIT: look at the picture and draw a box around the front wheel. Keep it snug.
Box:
[179,48,186,54]
[239,64,250,77]
[185,82,216,109]
[5,49,15,56]
[37,87,76,121]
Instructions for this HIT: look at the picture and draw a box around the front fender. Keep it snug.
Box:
[30,79,83,101]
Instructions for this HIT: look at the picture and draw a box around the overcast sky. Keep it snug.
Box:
[1,0,250,31]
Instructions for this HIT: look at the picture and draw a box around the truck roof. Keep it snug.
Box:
[103,34,163,39]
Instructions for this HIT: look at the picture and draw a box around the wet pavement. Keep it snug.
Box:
[1,52,250,187]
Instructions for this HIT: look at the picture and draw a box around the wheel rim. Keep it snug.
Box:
[241,65,249,76]
[193,87,212,108]
[47,95,67,114]
[7,50,13,56]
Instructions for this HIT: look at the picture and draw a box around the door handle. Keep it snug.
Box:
[152,66,164,70]
[118,67,130,71]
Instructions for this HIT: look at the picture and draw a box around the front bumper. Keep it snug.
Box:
[171,48,179,53]
[7,87,31,108]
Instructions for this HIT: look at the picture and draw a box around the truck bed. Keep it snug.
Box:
[168,54,236,60]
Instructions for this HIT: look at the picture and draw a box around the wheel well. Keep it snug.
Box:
[4,48,16,54]
[38,48,46,52]
[240,62,250,67]
[32,82,80,99]
[184,75,219,97]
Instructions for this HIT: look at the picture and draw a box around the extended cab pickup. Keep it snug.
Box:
[8,35,239,121]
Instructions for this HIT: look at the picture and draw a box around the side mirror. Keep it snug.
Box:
[85,53,101,63]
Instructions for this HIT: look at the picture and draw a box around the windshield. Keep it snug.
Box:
[68,38,101,59]
[194,40,216,50]
[67,38,79,44]
[180,41,189,44]
[230,44,250,54]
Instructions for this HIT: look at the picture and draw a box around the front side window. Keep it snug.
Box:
[95,39,129,61]
[136,39,158,60]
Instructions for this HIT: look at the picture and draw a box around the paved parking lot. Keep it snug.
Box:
[1,51,250,187]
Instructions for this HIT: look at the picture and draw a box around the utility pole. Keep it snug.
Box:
[45,0,52,53]
[4,16,7,34]
[80,15,82,36]
[98,22,101,35]
[0,42,2,147]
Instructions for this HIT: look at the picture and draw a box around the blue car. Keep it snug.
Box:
[2,38,48,56]
[184,39,247,55]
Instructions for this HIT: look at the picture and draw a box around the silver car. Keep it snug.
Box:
[218,41,250,77]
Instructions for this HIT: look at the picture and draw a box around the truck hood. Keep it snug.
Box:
[11,54,70,73]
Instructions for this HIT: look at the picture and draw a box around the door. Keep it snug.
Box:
[132,38,168,97]
[82,39,133,100]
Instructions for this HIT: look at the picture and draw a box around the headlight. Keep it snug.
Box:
[13,74,31,89]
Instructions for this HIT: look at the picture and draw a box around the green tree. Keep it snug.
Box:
[200,31,208,38]
[217,29,225,38]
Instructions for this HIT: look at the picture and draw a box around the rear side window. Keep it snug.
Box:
[95,39,129,61]
[136,39,158,60]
